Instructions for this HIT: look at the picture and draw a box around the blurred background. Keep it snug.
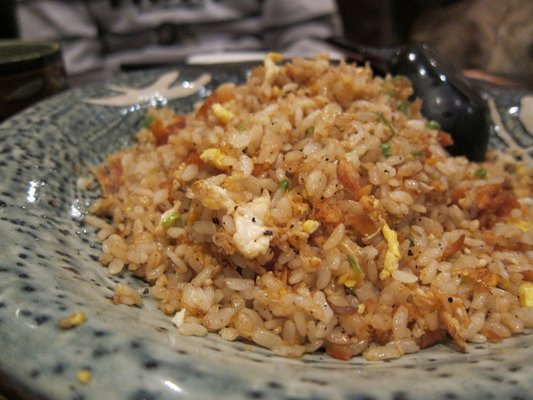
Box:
[337,0,533,88]
[1,0,532,88]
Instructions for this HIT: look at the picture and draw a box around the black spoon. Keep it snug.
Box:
[328,37,490,161]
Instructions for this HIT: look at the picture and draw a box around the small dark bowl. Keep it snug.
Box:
[0,40,68,121]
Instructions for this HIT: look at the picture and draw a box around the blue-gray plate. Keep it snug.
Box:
[0,65,532,400]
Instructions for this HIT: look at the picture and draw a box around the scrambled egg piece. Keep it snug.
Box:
[76,369,92,384]
[302,220,320,234]
[513,220,530,232]
[233,195,272,259]
[338,270,359,288]
[263,56,280,83]
[519,282,533,307]
[200,148,232,170]
[211,103,234,124]
[58,311,87,330]
[189,179,235,210]
[338,256,365,288]
[266,52,283,63]
[380,222,401,280]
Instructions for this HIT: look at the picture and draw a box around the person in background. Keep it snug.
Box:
[16,0,342,85]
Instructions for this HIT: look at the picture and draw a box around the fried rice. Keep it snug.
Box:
[86,54,533,361]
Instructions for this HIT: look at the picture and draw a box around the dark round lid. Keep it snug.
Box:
[0,40,63,75]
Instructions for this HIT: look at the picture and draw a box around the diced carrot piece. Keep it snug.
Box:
[437,131,454,147]
[150,118,169,145]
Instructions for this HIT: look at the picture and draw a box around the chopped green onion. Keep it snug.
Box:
[375,112,396,138]
[279,178,290,191]
[380,143,391,158]
[397,100,409,116]
[426,120,441,130]
[391,75,408,81]
[304,126,315,137]
[410,150,424,157]
[408,237,415,247]
[144,115,156,128]
[237,123,246,131]
[347,255,363,275]
[474,167,487,179]
[161,211,181,228]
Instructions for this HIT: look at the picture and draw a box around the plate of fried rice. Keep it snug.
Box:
[0,54,531,400]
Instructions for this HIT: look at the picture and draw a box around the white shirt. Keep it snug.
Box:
[17,0,342,81]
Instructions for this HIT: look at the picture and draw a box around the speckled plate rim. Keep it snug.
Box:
[0,65,532,400]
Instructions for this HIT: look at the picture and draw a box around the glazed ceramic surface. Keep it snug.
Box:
[0,65,532,400]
